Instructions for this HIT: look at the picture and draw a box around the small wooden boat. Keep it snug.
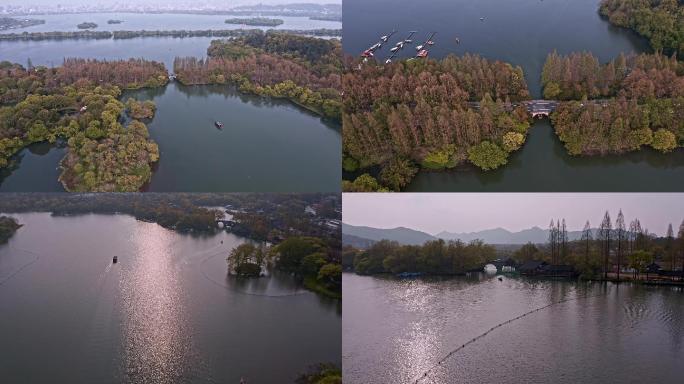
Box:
[215,121,224,129]
[113,256,118,263]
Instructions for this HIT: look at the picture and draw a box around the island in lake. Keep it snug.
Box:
[225,17,284,26]
[342,193,684,384]
[77,22,98,29]
[107,19,124,24]
[0,192,342,383]
[0,17,45,31]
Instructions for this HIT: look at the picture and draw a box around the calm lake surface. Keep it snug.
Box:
[343,273,684,384]
[0,213,341,383]
[126,84,341,192]
[0,12,341,34]
[344,0,684,191]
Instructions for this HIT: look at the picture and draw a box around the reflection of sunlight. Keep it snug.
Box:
[120,223,192,383]
[392,283,440,383]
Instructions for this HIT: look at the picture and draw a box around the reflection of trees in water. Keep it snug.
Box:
[539,120,684,169]
[175,83,340,128]
[0,141,66,189]
[123,82,340,132]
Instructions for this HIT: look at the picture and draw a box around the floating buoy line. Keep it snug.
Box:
[412,289,607,383]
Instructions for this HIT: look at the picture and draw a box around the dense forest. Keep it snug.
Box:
[0,193,341,242]
[174,31,342,120]
[0,59,167,191]
[542,51,684,100]
[273,236,342,298]
[599,0,684,59]
[125,98,156,120]
[224,17,284,26]
[349,239,496,275]
[552,97,682,154]
[0,194,220,231]
[512,212,684,281]
[342,55,531,191]
[542,52,684,154]
[0,216,22,244]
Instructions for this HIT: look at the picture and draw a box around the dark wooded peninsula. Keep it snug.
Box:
[600,0,683,59]
[76,22,98,30]
[0,17,45,31]
[225,17,284,26]
[174,31,342,120]
[0,216,21,244]
[0,28,341,41]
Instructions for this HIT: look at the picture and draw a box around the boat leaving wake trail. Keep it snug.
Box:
[412,288,608,384]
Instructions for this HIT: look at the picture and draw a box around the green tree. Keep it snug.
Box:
[502,131,525,152]
[651,129,677,152]
[467,141,508,170]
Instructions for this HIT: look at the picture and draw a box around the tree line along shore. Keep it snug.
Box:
[0,193,342,298]
[0,28,341,41]
[0,31,342,192]
[344,211,684,285]
[342,50,684,192]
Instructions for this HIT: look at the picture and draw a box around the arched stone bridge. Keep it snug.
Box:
[523,100,559,118]
[468,100,560,119]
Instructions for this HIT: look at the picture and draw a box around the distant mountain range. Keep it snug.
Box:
[342,223,436,245]
[343,223,604,247]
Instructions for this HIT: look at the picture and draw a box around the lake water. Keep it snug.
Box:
[0,80,341,193]
[0,212,341,383]
[343,0,684,191]
[0,12,341,34]
[343,273,684,384]
[406,120,684,191]
[127,84,341,193]
[0,142,65,192]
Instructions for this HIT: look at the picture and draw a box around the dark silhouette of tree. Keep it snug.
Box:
[581,220,593,268]
[678,220,684,281]
[616,210,626,281]
[666,223,675,279]
[599,211,612,280]
[561,219,568,264]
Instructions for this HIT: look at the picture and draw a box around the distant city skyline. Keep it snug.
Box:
[343,193,684,236]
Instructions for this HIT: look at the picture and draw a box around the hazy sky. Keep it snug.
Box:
[343,193,684,236]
